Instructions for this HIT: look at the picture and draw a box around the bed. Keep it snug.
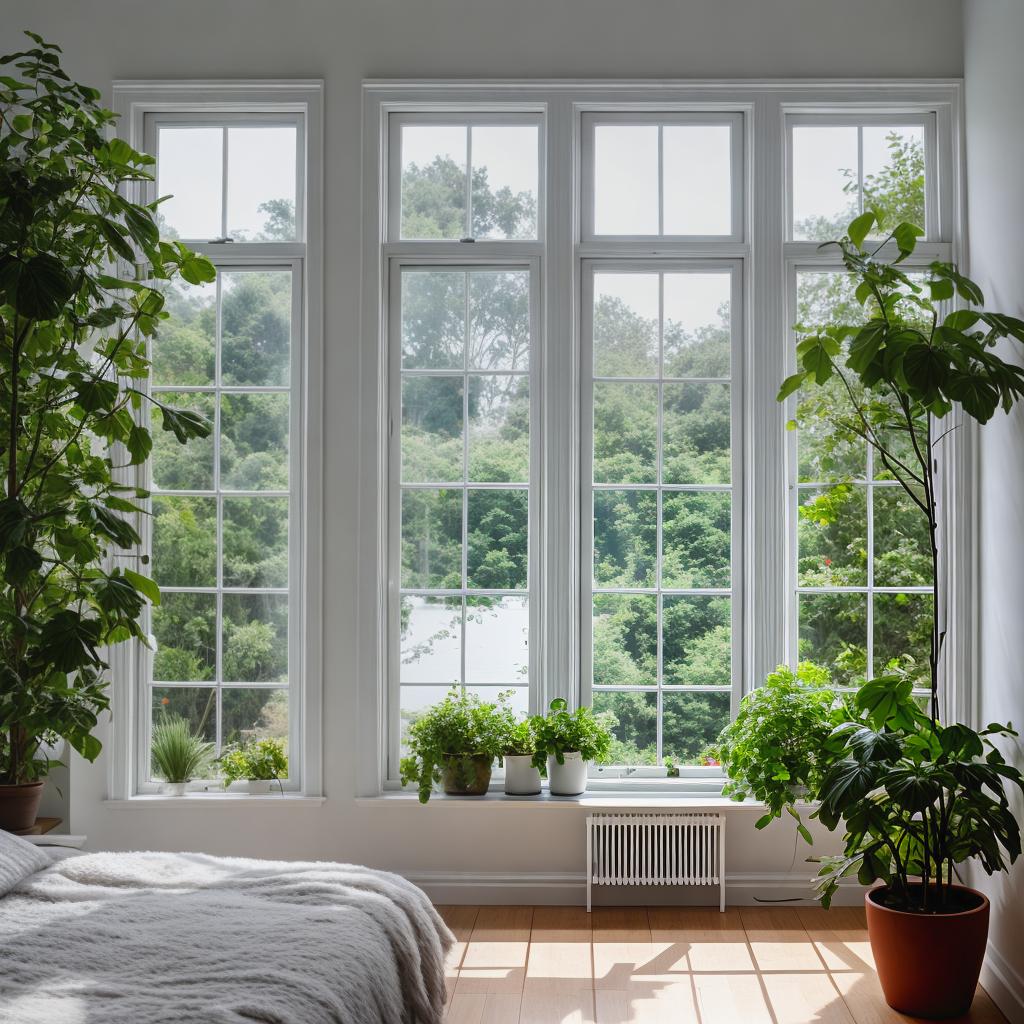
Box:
[0,829,453,1024]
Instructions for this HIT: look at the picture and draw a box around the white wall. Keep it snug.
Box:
[964,2,1024,1018]
[0,0,965,902]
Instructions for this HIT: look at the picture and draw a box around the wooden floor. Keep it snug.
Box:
[437,905,1007,1024]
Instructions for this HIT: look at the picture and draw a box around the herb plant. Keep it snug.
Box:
[813,674,1023,911]
[0,34,214,785]
[150,715,214,784]
[218,737,288,788]
[530,698,614,771]
[710,662,851,842]
[503,719,536,758]
[400,688,515,803]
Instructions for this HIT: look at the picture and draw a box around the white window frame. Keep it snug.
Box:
[108,81,324,800]
[360,81,967,796]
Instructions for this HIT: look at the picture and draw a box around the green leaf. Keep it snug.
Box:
[799,336,840,384]
[928,278,955,302]
[901,344,948,403]
[755,813,774,830]
[0,252,76,319]
[848,211,876,249]
[944,309,982,332]
[97,219,135,262]
[846,323,886,374]
[155,404,213,443]
[945,372,1000,423]
[776,372,807,401]
[126,424,153,464]
[3,545,43,586]
[892,221,924,260]
[124,569,161,606]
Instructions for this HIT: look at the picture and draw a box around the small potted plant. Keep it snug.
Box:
[218,737,288,794]
[531,698,614,796]
[502,720,542,796]
[400,688,512,803]
[151,716,214,796]
[709,662,851,841]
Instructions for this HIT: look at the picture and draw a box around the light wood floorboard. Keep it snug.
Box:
[435,904,1008,1024]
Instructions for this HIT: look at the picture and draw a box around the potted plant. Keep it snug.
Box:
[779,210,1024,1017]
[502,719,541,796]
[0,34,214,830]
[218,738,288,795]
[399,688,512,803]
[150,716,214,796]
[531,698,614,796]
[710,662,852,841]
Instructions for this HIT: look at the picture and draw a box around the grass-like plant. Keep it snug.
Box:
[529,698,614,771]
[710,662,852,842]
[150,716,214,784]
[218,737,288,789]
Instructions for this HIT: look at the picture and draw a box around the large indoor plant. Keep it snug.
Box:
[710,662,852,841]
[400,688,514,803]
[780,210,1024,1016]
[530,698,614,796]
[0,34,214,827]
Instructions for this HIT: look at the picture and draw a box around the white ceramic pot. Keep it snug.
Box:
[246,779,273,795]
[161,781,188,797]
[503,755,542,796]
[547,751,588,796]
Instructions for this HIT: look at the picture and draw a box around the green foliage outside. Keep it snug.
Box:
[0,35,214,784]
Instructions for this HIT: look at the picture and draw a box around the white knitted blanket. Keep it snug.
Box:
[0,851,453,1024]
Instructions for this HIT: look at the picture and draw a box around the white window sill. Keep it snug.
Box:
[357,791,779,810]
[104,794,326,808]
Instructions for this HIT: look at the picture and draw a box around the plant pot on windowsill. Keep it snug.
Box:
[0,781,45,831]
[866,884,989,1019]
[503,754,542,796]
[547,751,588,796]
[442,754,493,796]
[160,781,189,797]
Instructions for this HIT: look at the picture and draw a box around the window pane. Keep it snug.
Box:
[469,270,530,371]
[470,126,538,240]
[157,126,222,240]
[222,688,289,747]
[862,126,925,236]
[401,376,464,484]
[154,279,216,387]
[222,497,289,588]
[401,488,462,589]
[662,596,730,686]
[873,487,931,588]
[152,392,214,492]
[594,691,657,765]
[594,490,657,588]
[220,271,292,387]
[152,496,217,587]
[222,593,288,683]
[401,125,467,239]
[663,273,731,378]
[663,692,730,766]
[593,273,659,378]
[594,126,659,235]
[467,686,529,718]
[797,485,868,587]
[593,382,657,484]
[662,492,731,589]
[152,593,216,683]
[593,594,657,687]
[663,126,731,235]
[400,685,458,749]
[400,596,461,685]
[792,126,859,241]
[466,489,528,590]
[220,393,289,491]
[465,596,529,685]
[152,686,217,745]
[401,270,466,370]
[874,593,932,685]
[226,125,297,241]
[798,593,867,685]
[468,375,529,484]
[662,383,730,485]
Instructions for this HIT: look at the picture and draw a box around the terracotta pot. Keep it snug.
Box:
[0,780,45,831]
[866,884,989,1019]
[442,754,492,796]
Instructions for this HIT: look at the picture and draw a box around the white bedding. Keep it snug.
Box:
[0,849,453,1024]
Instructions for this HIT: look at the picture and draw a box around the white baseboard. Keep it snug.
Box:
[980,942,1024,1024]
[403,870,865,907]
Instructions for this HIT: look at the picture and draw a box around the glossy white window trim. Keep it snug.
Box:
[108,80,324,800]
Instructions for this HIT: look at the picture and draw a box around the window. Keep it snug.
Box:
[365,85,961,790]
[109,84,322,798]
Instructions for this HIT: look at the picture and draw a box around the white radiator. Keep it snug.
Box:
[585,813,725,912]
